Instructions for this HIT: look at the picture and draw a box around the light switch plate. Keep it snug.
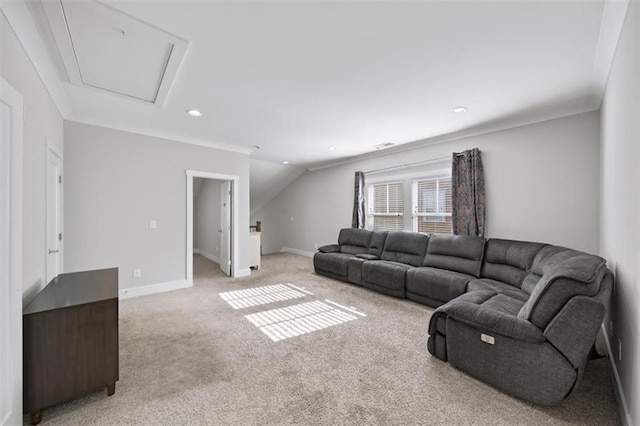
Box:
[149,220,157,229]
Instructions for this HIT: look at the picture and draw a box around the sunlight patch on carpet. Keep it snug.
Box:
[245,300,363,342]
[219,284,309,309]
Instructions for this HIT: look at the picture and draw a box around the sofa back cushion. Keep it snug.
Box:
[521,245,571,294]
[380,231,429,267]
[517,248,606,329]
[338,228,372,255]
[423,234,485,277]
[368,231,388,257]
[480,239,545,288]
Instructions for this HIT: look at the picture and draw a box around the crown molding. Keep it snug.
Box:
[308,107,597,172]
[65,118,254,156]
[1,0,71,118]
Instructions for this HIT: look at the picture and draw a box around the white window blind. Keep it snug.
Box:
[366,181,404,231]
[412,176,452,234]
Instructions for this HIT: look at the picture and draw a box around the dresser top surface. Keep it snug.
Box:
[24,268,119,315]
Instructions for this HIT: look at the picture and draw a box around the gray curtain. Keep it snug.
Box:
[352,171,365,228]
[452,148,485,236]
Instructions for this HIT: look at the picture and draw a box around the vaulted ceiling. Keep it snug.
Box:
[22,0,627,207]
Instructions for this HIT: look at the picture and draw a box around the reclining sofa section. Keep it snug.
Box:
[313,228,612,406]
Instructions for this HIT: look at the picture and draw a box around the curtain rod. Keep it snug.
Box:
[363,155,453,175]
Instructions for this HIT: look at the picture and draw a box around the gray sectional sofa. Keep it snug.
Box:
[313,228,611,406]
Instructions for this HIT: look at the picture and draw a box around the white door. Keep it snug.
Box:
[46,147,62,283]
[219,181,231,276]
[1,77,23,426]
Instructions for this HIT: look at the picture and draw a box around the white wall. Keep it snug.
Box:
[0,11,64,304]
[193,177,204,198]
[193,178,222,260]
[249,159,305,216]
[253,111,600,255]
[64,121,251,290]
[599,0,639,423]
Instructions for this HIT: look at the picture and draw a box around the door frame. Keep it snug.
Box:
[186,170,241,282]
[45,142,63,283]
[1,76,24,425]
[219,180,231,276]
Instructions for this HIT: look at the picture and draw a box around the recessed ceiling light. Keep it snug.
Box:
[186,109,202,117]
[282,161,289,165]
[328,146,336,150]
[452,106,467,113]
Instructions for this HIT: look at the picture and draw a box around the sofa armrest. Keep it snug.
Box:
[318,244,340,253]
[543,296,604,368]
[440,300,545,342]
[356,254,379,260]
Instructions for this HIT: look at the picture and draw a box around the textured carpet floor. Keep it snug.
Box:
[32,253,621,425]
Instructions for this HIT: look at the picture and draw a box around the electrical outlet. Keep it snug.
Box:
[133,269,142,278]
[618,339,622,361]
[314,243,318,249]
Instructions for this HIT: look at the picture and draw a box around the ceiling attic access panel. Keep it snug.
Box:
[43,0,188,105]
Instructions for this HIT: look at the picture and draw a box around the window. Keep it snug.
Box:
[412,176,452,234]
[364,171,451,233]
[366,181,404,231]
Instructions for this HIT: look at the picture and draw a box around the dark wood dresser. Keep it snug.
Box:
[23,268,119,425]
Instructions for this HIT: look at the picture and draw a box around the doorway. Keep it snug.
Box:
[192,177,231,276]
[1,76,24,425]
[186,171,241,284]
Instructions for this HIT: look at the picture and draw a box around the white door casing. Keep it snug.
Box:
[0,76,24,426]
[185,170,243,283]
[219,180,231,276]
[46,145,62,283]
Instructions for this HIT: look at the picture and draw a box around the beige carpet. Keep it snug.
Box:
[31,253,620,425]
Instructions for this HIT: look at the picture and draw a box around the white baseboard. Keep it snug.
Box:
[601,324,633,426]
[194,249,249,278]
[193,248,222,264]
[281,247,315,258]
[119,279,192,300]
[235,268,251,278]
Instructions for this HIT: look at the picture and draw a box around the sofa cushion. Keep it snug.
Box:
[481,292,526,316]
[313,252,353,277]
[338,228,372,255]
[435,290,544,342]
[356,254,379,261]
[318,244,340,253]
[368,231,388,257]
[423,234,485,276]
[406,267,473,304]
[518,248,606,329]
[347,257,366,285]
[521,246,577,294]
[521,273,542,295]
[362,260,412,290]
[467,278,529,302]
[380,231,429,267]
[480,239,545,288]
[530,245,581,276]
